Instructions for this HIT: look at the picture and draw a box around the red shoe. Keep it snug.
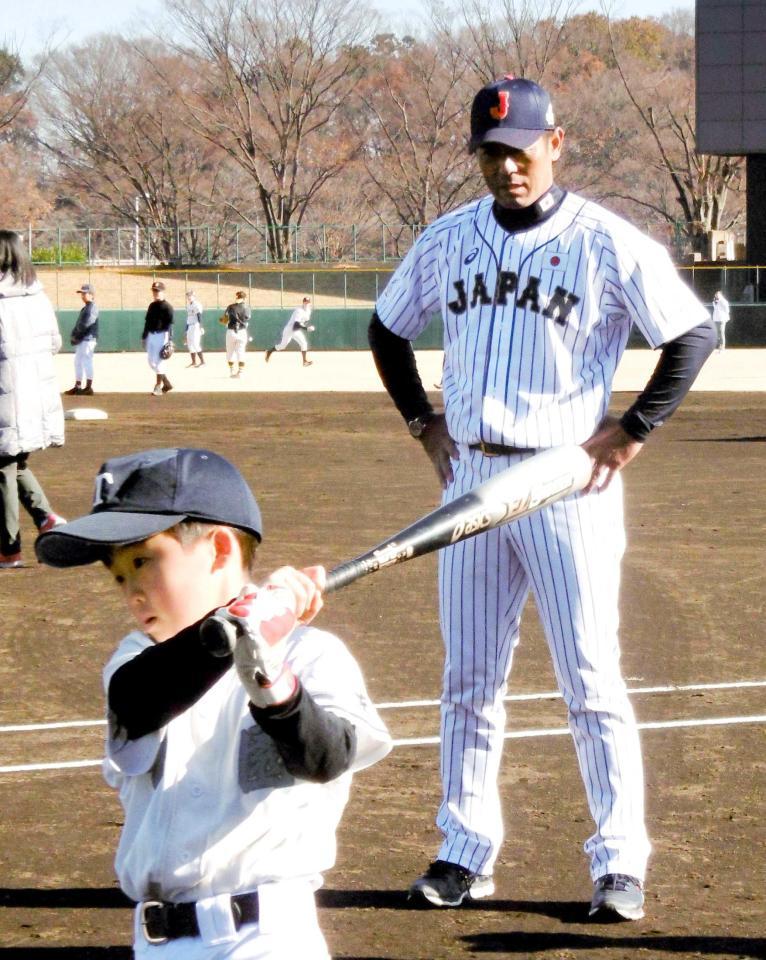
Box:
[38,513,67,534]
[0,552,23,569]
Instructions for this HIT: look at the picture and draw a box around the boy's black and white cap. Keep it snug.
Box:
[35,448,263,568]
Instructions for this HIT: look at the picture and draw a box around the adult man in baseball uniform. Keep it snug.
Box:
[141,281,174,396]
[64,283,99,396]
[223,290,251,378]
[711,290,730,352]
[185,290,205,367]
[265,297,315,366]
[369,75,715,921]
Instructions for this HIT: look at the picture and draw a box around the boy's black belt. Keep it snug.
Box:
[469,441,537,457]
[140,892,259,943]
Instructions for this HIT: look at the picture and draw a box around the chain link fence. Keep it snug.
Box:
[21,222,426,267]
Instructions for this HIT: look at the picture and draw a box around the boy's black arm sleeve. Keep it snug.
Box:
[250,684,356,783]
[620,319,716,442]
[368,312,434,423]
[108,614,232,741]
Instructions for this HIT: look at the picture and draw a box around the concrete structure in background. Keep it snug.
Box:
[696,0,766,265]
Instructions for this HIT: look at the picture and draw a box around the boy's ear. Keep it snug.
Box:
[210,526,237,570]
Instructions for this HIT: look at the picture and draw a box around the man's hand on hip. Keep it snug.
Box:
[581,416,644,493]
[420,414,459,489]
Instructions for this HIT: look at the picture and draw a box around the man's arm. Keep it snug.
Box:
[70,305,86,343]
[368,312,457,487]
[140,304,152,341]
[582,318,716,491]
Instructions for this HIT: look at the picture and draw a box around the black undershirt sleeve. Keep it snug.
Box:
[250,685,357,783]
[368,312,433,423]
[108,618,357,783]
[619,319,716,442]
[108,613,232,742]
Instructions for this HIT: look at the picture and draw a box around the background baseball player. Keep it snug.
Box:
[35,447,391,959]
[223,290,250,378]
[185,290,205,367]
[141,280,174,396]
[369,75,716,921]
[64,283,99,395]
[265,297,315,366]
[711,290,730,352]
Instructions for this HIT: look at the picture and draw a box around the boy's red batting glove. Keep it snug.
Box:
[226,585,299,708]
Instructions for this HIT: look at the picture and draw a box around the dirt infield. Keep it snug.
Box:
[1,391,765,960]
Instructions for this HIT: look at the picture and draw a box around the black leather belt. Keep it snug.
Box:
[140,892,259,944]
[469,441,537,457]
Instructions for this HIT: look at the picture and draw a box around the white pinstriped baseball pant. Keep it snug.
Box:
[436,448,651,882]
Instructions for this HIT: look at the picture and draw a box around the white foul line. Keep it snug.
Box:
[0,759,103,774]
[1,680,764,735]
[392,713,766,748]
[1,714,764,774]
[377,679,766,711]
[0,719,106,733]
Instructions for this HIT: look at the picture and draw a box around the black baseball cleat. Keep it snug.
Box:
[589,873,644,921]
[408,860,494,908]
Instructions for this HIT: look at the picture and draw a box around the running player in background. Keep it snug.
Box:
[369,75,715,921]
[265,297,315,366]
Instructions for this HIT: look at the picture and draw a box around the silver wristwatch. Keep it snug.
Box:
[407,414,434,439]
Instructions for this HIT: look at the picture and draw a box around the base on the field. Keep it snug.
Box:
[64,408,109,420]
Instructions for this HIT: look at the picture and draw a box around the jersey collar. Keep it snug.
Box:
[492,184,566,233]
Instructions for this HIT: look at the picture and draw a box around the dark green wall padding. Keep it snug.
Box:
[56,306,766,352]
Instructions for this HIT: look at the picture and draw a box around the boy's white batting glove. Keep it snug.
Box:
[224,584,299,708]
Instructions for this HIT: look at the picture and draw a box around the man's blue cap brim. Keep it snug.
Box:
[469,127,548,153]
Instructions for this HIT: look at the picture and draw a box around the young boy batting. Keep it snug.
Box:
[35,447,391,960]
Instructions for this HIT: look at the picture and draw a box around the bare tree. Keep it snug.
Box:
[358,32,479,234]
[0,45,45,135]
[38,37,242,263]
[0,45,53,223]
[603,14,744,254]
[162,0,376,261]
[431,0,582,85]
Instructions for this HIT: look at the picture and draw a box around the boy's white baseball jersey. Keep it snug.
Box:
[376,190,709,879]
[103,624,391,957]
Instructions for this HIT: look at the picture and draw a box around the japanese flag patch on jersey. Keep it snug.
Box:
[540,251,569,274]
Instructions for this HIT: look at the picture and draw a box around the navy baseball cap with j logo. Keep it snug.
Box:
[469,75,556,153]
[35,447,263,567]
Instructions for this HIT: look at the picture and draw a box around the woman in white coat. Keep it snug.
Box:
[0,231,66,568]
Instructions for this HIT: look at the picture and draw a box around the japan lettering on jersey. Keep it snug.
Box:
[376,192,709,449]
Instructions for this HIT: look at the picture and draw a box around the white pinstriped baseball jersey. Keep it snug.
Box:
[376,191,709,448]
[374,188,709,887]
